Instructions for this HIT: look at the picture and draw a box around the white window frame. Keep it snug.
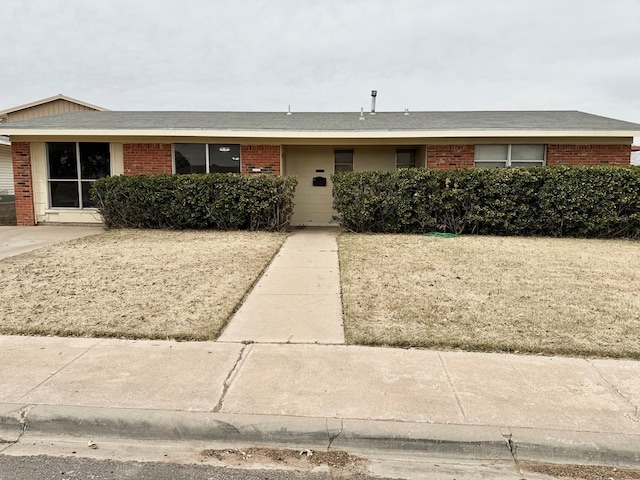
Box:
[173,143,241,174]
[46,142,112,209]
[475,144,546,168]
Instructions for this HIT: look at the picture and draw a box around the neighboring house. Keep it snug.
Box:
[0,94,106,201]
[632,145,640,166]
[0,136,11,195]
[1,109,640,227]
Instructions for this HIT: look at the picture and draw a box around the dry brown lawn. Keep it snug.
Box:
[338,233,640,358]
[0,229,286,340]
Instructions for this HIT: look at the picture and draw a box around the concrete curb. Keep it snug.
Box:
[2,403,639,467]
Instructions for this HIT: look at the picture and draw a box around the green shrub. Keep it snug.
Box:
[332,166,640,239]
[91,174,297,231]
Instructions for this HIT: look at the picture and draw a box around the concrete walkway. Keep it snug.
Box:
[218,228,344,344]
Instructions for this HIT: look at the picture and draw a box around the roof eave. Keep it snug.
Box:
[1,128,639,139]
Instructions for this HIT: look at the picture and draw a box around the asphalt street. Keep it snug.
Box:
[0,455,389,480]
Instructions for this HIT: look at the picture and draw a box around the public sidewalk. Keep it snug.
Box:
[1,336,639,466]
[1,228,639,469]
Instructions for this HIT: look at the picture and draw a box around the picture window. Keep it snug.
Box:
[47,142,110,208]
[174,144,241,174]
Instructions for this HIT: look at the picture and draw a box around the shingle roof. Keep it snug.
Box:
[2,110,639,132]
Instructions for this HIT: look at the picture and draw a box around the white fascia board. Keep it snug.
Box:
[1,128,639,138]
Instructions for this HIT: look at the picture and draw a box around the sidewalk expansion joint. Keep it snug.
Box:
[438,353,468,422]
[587,359,640,422]
[15,339,106,403]
[212,343,251,413]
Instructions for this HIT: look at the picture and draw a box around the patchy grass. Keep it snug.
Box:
[338,233,640,358]
[0,230,286,340]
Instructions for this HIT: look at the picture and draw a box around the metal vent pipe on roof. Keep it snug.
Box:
[370,90,377,114]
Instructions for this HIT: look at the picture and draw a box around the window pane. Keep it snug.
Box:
[511,145,545,161]
[334,150,353,172]
[475,145,508,161]
[209,144,240,173]
[511,161,544,168]
[475,161,507,169]
[175,144,206,174]
[50,181,79,207]
[397,149,416,168]
[48,143,78,179]
[80,143,111,179]
[81,181,97,208]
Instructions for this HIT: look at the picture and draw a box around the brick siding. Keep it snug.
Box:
[11,142,36,226]
[427,145,475,169]
[123,143,172,175]
[546,144,631,166]
[241,145,281,175]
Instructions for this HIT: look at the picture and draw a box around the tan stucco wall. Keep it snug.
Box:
[285,145,418,225]
[354,146,397,171]
[30,142,124,224]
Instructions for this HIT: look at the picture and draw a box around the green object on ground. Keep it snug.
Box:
[424,232,457,238]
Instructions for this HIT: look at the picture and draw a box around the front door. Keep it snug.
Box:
[284,146,336,226]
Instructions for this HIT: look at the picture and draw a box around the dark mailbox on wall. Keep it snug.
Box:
[312,176,327,187]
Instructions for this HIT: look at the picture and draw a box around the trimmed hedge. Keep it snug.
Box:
[91,174,297,231]
[332,166,640,238]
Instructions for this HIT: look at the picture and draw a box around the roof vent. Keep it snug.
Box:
[404,108,409,116]
[359,107,365,121]
[286,105,292,116]
[370,90,377,115]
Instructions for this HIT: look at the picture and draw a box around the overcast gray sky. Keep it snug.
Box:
[2,0,640,126]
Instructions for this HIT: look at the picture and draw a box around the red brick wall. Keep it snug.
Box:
[546,144,631,166]
[11,142,36,226]
[241,145,281,175]
[123,143,172,175]
[427,145,475,169]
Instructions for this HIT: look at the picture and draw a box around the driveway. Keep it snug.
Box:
[0,225,103,260]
